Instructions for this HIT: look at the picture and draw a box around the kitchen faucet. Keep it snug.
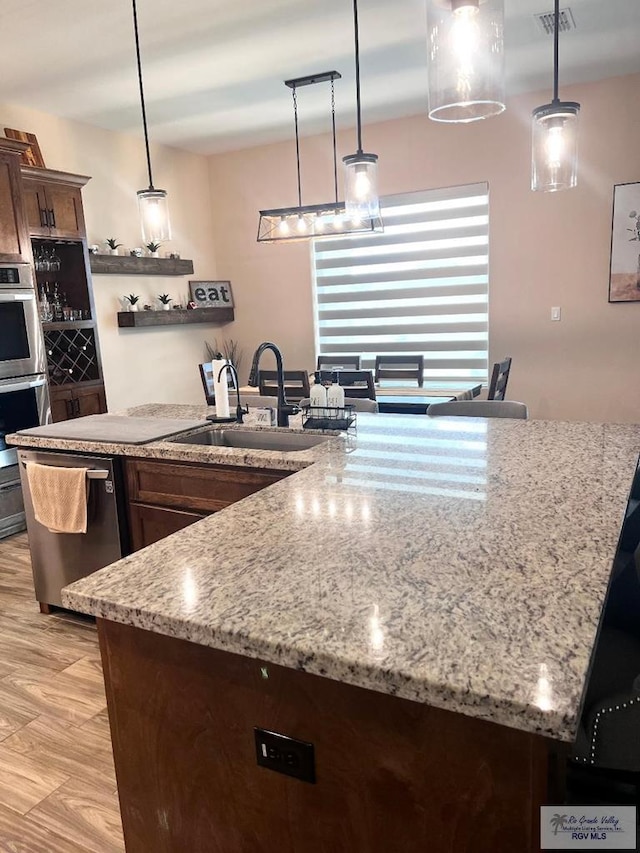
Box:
[248,342,298,427]
[216,363,247,424]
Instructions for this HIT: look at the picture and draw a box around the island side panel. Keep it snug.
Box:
[98,619,555,853]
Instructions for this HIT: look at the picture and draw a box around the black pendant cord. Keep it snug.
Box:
[132,0,154,190]
[292,86,303,208]
[352,0,363,155]
[331,76,338,203]
[552,0,560,103]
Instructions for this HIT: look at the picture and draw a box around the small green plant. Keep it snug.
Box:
[123,294,140,305]
[158,293,172,305]
[146,242,162,253]
[105,238,122,250]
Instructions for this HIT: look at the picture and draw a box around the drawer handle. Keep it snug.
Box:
[0,481,21,494]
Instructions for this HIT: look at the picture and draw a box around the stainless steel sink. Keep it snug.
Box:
[168,428,331,452]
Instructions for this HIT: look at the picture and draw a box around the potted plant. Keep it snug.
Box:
[124,294,140,312]
[146,241,162,258]
[105,238,123,256]
[158,294,172,311]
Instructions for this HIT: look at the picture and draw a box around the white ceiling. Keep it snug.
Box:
[2,0,640,154]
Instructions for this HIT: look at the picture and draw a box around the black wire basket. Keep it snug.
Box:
[300,404,356,432]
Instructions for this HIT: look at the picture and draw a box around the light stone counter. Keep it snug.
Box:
[11,405,640,742]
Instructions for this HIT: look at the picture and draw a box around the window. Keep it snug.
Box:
[312,183,489,390]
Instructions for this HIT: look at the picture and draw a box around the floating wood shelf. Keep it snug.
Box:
[117,308,234,328]
[90,255,194,276]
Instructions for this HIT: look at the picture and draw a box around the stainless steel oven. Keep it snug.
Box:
[0,264,45,380]
[0,374,50,539]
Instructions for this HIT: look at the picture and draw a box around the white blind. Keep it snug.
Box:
[312,183,489,390]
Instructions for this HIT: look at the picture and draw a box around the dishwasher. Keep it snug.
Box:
[18,449,129,611]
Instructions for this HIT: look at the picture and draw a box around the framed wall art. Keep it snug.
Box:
[609,182,640,303]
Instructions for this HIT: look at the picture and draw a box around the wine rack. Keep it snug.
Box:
[43,327,101,385]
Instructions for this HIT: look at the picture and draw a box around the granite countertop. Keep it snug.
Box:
[14,404,640,742]
[6,404,332,473]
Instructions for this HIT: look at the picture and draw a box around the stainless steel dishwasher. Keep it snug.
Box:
[18,448,128,611]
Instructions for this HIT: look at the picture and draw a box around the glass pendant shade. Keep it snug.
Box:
[137,188,171,243]
[531,102,579,192]
[343,153,380,221]
[427,0,505,123]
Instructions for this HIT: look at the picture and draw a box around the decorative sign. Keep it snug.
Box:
[189,280,234,309]
[609,182,640,302]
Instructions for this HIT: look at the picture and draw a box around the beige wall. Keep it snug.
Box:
[1,102,223,411]
[208,72,640,422]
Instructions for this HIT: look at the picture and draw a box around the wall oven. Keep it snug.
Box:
[0,264,45,380]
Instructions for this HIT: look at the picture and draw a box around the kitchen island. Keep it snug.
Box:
[9,406,640,852]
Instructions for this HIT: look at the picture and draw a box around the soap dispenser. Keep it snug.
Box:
[310,376,328,411]
[327,379,345,411]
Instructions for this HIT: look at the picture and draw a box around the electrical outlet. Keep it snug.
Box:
[551,306,562,321]
[254,728,316,783]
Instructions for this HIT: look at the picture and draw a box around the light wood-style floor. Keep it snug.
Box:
[0,532,124,852]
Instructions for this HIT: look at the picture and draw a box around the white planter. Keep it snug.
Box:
[150,251,159,258]
[109,248,119,255]
[162,304,171,311]
[129,304,139,312]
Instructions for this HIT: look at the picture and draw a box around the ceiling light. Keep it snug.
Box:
[257,70,382,243]
[426,0,506,123]
[132,0,171,243]
[531,0,580,191]
[342,0,381,222]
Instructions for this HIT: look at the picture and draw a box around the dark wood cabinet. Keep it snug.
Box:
[49,382,107,422]
[22,170,87,240]
[0,139,31,263]
[129,503,206,551]
[125,458,289,550]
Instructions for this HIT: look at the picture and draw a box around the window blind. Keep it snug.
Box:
[312,183,489,390]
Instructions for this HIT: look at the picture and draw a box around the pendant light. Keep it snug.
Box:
[342,0,381,222]
[132,0,171,243]
[531,0,580,192]
[257,71,382,243]
[426,0,505,123]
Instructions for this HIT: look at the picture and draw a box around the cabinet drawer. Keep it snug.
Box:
[129,502,205,552]
[126,459,288,513]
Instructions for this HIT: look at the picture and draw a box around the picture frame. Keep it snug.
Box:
[189,280,234,309]
[609,182,640,303]
[3,128,45,168]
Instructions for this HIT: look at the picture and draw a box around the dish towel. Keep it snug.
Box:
[25,462,89,534]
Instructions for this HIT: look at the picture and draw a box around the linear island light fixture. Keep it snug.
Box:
[131,0,171,244]
[257,1,382,243]
[531,0,580,191]
[426,0,505,123]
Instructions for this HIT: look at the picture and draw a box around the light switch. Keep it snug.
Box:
[551,306,561,322]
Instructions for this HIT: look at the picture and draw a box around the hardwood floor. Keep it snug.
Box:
[0,532,124,852]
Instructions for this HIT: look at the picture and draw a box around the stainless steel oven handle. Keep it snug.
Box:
[0,377,47,393]
[0,481,21,494]
[0,293,34,302]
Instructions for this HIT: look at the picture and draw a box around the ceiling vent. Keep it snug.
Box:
[534,7,576,36]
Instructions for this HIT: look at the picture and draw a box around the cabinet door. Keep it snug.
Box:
[74,383,107,418]
[21,179,50,237]
[49,387,75,422]
[129,502,205,551]
[0,151,31,261]
[47,184,85,239]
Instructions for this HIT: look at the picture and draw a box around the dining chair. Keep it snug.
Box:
[258,370,310,401]
[427,400,528,419]
[317,355,361,371]
[335,370,377,400]
[198,362,237,406]
[487,357,512,401]
[374,355,424,387]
